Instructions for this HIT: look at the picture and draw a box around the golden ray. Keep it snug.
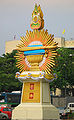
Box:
[29,31,31,35]
[52,50,57,52]
[51,42,58,46]
[26,30,29,39]
[46,63,52,68]
[16,43,23,47]
[46,38,54,46]
[44,69,48,74]
[16,52,22,55]
[50,57,55,60]
[46,65,52,72]
[16,60,22,63]
[20,37,25,42]
[37,30,39,38]
[25,35,29,41]
[45,35,52,45]
[16,56,21,59]
[16,59,22,62]
[46,39,53,45]
[52,53,57,56]
[52,55,56,58]
[50,62,55,66]
[16,45,21,48]
[50,60,55,63]
[49,63,54,67]
[19,69,23,73]
[14,56,20,58]
[19,65,25,69]
[45,68,51,74]
[48,56,52,59]
[16,62,22,66]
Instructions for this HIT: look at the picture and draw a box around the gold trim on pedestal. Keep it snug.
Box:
[22,82,40,103]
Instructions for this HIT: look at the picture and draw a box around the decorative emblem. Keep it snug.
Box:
[30,4,44,30]
[30,84,34,90]
[15,30,57,74]
[29,93,34,99]
[15,4,58,82]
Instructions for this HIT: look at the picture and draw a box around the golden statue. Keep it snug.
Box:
[15,4,57,81]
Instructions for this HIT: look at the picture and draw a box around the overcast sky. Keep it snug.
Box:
[0,0,74,56]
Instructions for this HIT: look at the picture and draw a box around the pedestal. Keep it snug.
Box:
[12,80,59,120]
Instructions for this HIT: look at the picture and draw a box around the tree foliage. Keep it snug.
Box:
[50,47,74,93]
[0,50,22,92]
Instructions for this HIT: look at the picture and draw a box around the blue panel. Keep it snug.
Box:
[28,45,43,47]
[24,44,45,55]
[24,49,45,55]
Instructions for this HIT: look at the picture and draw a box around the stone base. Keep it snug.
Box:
[12,103,59,120]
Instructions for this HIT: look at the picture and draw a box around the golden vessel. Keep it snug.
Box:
[26,54,44,71]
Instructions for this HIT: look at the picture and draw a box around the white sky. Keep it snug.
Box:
[0,0,74,55]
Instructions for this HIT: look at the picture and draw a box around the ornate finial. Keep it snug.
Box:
[30,4,44,30]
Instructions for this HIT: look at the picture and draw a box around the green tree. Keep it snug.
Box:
[0,50,22,92]
[50,47,74,96]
